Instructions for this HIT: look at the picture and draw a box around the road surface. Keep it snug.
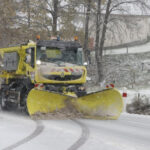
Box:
[0,112,150,150]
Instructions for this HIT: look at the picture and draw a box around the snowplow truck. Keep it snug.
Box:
[0,39,123,119]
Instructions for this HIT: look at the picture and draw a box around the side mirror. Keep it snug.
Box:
[25,55,31,64]
[0,55,3,68]
[0,63,4,67]
[25,47,35,68]
[0,63,4,70]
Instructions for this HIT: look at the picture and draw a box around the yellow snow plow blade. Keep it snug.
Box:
[27,89,75,115]
[75,88,123,120]
[27,88,123,119]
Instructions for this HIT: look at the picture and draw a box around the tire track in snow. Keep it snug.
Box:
[2,120,44,150]
[68,120,90,150]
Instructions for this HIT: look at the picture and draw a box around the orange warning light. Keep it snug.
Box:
[36,35,40,40]
[74,36,78,41]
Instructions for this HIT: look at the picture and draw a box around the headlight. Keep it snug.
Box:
[36,60,41,65]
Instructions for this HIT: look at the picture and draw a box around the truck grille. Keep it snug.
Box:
[43,75,82,81]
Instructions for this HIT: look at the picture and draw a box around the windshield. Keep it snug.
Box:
[36,46,83,65]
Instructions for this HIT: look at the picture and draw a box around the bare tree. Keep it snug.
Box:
[83,0,91,62]
[94,0,150,83]
[52,0,59,36]
[95,0,102,82]
[25,0,31,28]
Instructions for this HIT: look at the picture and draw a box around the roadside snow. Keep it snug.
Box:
[104,42,150,55]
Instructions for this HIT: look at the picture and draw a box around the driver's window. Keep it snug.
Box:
[77,48,83,65]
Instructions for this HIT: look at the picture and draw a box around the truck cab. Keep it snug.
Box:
[34,39,87,85]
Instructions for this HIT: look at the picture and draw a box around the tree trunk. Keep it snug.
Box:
[26,0,30,28]
[95,0,102,82]
[52,0,58,36]
[83,0,91,62]
[99,0,111,57]
[96,0,112,83]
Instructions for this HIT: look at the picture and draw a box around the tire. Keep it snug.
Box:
[21,92,30,115]
[0,93,8,110]
[0,92,18,111]
[24,106,29,115]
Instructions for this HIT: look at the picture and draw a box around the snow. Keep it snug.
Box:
[0,110,150,150]
[0,113,35,149]
[120,88,150,105]
[108,0,150,16]
[1,40,150,150]
[0,112,81,150]
[104,42,150,55]
[15,120,81,150]
[81,113,150,150]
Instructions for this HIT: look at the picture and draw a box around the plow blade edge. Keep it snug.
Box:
[27,88,123,119]
[75,88,123,119]
[26,89,73,115]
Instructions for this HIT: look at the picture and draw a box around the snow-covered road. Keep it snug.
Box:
[0,112,150,150]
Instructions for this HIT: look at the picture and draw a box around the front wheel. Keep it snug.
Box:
[21,91,30,115]
[0,93,8,110]
[0,92,18,111]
